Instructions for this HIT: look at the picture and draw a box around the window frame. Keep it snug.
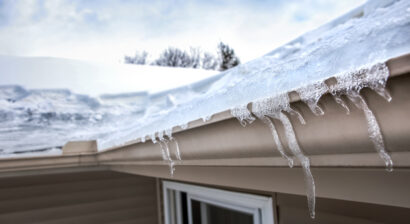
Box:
[162,180,274,224]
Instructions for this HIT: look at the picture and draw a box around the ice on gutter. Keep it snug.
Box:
[232,61,392,218]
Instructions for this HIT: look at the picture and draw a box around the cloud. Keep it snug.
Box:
[0,0,365,63]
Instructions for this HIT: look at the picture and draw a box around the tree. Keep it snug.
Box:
[124,43,240,71]
[152,47,193,68]
[189,47,201,69]
[124,51,148,65]
[202,52,219,70]
[217,42,240,71]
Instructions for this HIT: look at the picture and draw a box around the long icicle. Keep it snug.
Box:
[272,112,316,219]
[159,131,175,176]
[252,94,314,218]
[346,92,393,171]
[331,62,393,171]
[260,116,294,167]
[252,95,304,167]
[165,129,182,160]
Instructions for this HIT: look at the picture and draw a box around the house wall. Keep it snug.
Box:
[275,193,410,224]
[0,170,159,224]
[111,165,410,223]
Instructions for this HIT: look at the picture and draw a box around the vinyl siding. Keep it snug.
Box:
[0,171,158,224]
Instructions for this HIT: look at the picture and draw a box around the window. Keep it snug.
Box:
[163,181,274,224]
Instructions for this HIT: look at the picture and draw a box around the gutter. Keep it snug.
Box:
[1,54,409,171]
[96,54,410,168]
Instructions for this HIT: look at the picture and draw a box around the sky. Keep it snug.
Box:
[0,0,366,64]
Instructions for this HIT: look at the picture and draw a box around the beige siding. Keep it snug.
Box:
[0,171,158,224]
[276,193,410,224]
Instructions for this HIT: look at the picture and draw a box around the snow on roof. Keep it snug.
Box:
[0,0,410,156]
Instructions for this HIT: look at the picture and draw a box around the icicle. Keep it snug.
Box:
[231,104,256,127]
[331,62,393,171]
[165,128,182,160]
[158,131,170,159]
[173,137,182,160]
[262,116,294,168]
[252,94,315,218]
[252,94,301,167]
[296,81,329,116]
[158,130,176,176]
[151,133,168,161]
[288,106,306,125]
[346,92,393,171]
[158,141,169,161]
[273,112,316,219]
[366,62,392,102]
[332,95,350,115]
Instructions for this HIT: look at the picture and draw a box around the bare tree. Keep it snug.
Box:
[152,47,193,68]
[124,51,148,65]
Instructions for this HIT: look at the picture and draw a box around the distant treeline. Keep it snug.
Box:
[124,42,240,71]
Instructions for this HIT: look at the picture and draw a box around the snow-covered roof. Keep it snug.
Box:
[0,0,409,156]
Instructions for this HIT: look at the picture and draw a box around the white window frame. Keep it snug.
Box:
[163,181,274,224]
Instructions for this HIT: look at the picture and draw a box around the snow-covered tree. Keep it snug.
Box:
[202,52,219,70]
[189,47,201,69]
[218,42,240,71]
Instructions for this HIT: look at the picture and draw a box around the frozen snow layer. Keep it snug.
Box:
[0,55,218,96]
[230,104,255,127]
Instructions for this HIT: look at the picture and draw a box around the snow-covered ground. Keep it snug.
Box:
[0,0,409,157]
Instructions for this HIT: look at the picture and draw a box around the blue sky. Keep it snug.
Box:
[0,0,365,63]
